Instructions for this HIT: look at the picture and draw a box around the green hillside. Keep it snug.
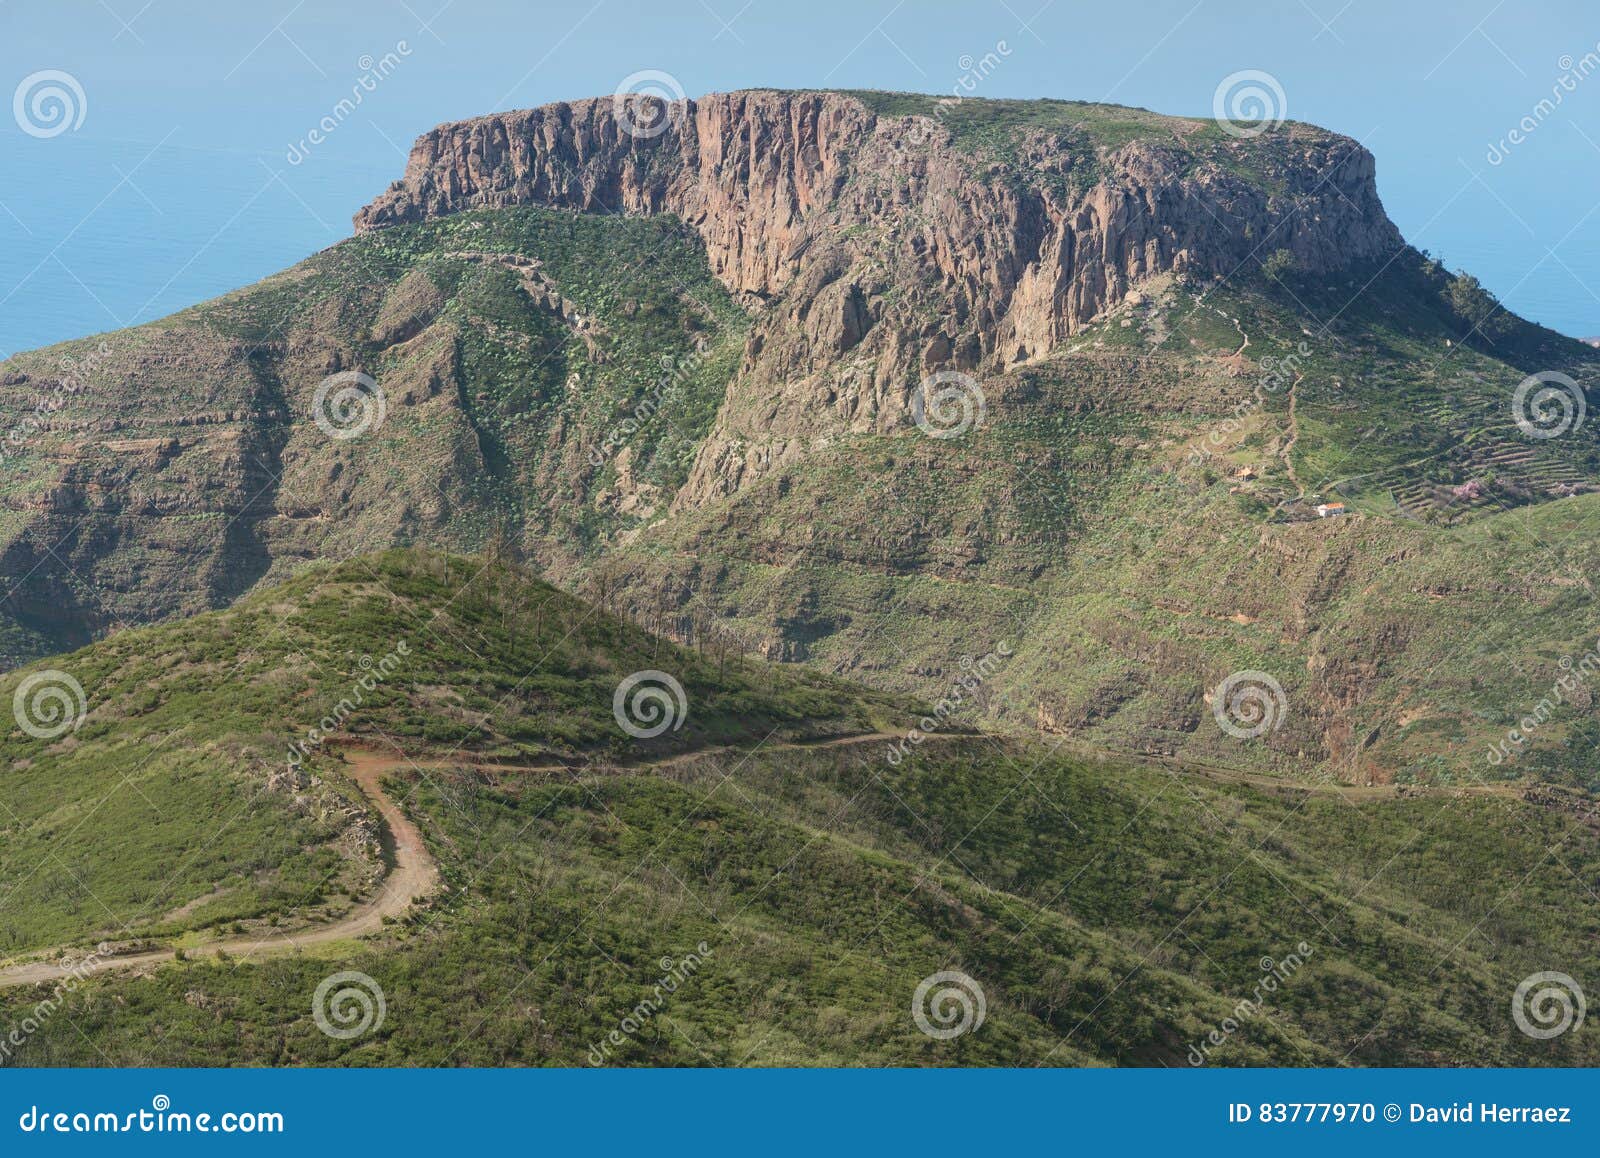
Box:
[1,91,1597,788]
[2,550,1597,1066]
[0,204,749,664]
[0,548,906,956]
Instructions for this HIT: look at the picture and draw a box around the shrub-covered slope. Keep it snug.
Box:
[1,91,1597,786]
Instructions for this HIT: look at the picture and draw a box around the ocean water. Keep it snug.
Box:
[0,135,387,358]
[1430,238,1600,342]
[4,0,1600,357]
[4,132,1597,362]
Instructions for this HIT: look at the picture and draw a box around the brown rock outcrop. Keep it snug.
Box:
[357,90,1401,503]
[358,90,1398,344]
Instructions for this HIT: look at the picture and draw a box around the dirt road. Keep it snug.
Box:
[0,732,900,991]
[0,728,1539,991]
[0,748,439,991]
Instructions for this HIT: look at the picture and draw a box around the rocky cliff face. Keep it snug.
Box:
[26,90,1571,787]
[357,90,1402,503]
[358,91,1398,313]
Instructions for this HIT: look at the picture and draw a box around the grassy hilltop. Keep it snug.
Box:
[0,550,1596,1066]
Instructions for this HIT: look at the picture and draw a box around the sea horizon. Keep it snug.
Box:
[4,102,1598,358]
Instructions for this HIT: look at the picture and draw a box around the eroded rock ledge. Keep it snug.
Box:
[357,89,1399,359]
[356,90,1402,504]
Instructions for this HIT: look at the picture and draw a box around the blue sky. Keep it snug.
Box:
[2,0,1598,353]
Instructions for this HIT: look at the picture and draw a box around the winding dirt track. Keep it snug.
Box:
[0,733,903,991]
[1281,371,1306,499]
[0,749,439,991]
[0,730,1544,991]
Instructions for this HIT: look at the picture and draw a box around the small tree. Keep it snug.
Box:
[1260,248,1295,281]
[1446,273,1515,340]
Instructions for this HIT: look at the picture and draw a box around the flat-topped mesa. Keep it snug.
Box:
[355,90,1402,364]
